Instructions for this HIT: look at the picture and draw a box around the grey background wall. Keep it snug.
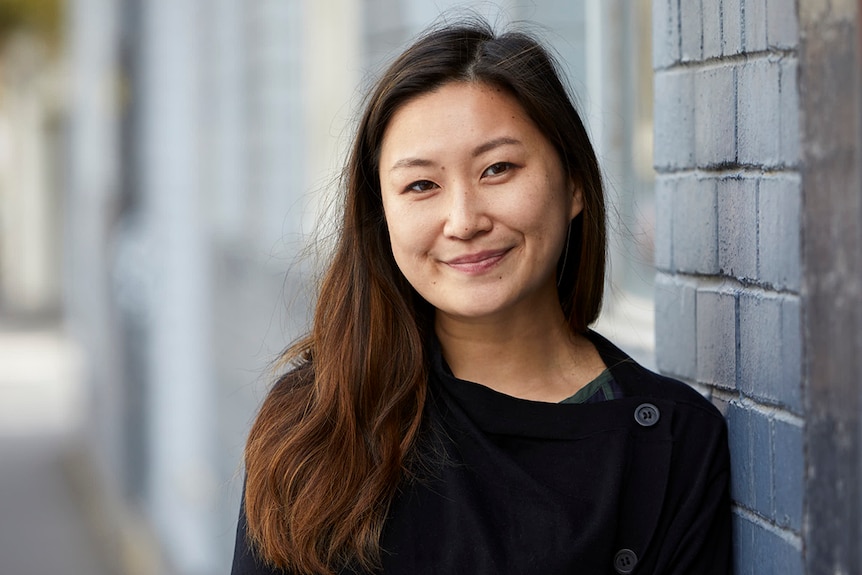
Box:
[653,1,862,574]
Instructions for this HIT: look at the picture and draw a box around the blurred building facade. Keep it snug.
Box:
[0,9,64,316]
[61,1,656,573]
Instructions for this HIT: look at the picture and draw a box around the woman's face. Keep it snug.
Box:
[378,82,582,324]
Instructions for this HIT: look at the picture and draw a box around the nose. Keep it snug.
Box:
[442,183,492,240]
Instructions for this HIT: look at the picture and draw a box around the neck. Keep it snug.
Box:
[435,302,603,402]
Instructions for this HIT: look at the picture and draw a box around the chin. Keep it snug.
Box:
[433,300,513,322]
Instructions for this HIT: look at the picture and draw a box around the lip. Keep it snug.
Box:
[444,248,510,274]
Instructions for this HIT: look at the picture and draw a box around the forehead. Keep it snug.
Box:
[379,81,547,162]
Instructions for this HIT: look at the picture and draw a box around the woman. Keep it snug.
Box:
[232,20,731,575]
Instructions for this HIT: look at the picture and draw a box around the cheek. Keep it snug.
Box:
[384,206,428,269]
[387,227,411,265]
[384,197,436,244]
[390,226,434,268]
[520,193,574,258]
[514,186,570,237]
[386,224,436,295]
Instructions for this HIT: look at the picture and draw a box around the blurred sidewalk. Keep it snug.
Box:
[0,315,115,575]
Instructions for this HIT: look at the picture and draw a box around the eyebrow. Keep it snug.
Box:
[472,136,522,157]
[388,136,523,172]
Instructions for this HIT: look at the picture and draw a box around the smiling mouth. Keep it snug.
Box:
[445,249,510,273]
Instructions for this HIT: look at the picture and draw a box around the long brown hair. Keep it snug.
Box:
[243,19,607,574]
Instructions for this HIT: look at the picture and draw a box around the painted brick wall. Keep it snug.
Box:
[652,1,803,573]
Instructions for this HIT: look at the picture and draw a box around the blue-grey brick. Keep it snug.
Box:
[779,58,800,166]
[655,176,675,270]
[780,295,801,404]
[758,175,801,291]
[738,291,802,412]
[653,0,681,69]
[718,176,758,280]
[737,292,780,402]
[731,512,755,575]
[722,0,743,55]
[753,524,803,574]
[766,0,798,49]
[672,176,718,273]
[680,0,704,62]
[655,273,698,380]
[703,0,723,58]
[772,418,803,531]
[726,403,772,515]
[733,512,803,575]
[654,69,696,170]
[726,403,749,506]
[750,408,773,516]
[743,0,768,51]
[695,63,737,166]
[696,284,737,388]
[737,57,781,166]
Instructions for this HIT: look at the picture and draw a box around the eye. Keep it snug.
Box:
[406,180,438,193]
[482,162,514,178]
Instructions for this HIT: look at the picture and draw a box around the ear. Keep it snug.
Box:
[569,178,584,219]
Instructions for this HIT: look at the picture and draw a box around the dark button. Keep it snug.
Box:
[634,403,660,427]
[613,548,638,574]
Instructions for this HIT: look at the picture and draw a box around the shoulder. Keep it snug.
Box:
[584,333,732,573]
[586,330,725,426]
